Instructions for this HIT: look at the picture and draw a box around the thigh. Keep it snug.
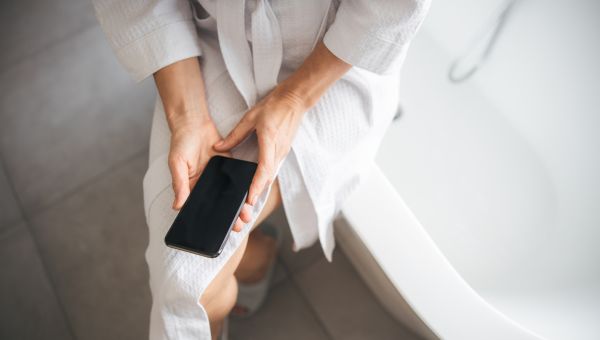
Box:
[200,178,282,305]
[252,177,282,228]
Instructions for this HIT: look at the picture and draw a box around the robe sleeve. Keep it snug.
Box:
[323,0,431,75]
[92,0,203,82]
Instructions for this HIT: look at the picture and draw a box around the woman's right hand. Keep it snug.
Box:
[168,117,254,232]
[155,57,253,232]
[168,115,225,210]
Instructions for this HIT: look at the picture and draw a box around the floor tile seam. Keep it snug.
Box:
[0,21,99,76]
[0,152,79,340]
[22,147,148,220]
[279,257,336,340]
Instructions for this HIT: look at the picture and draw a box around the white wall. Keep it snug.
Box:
[408,0,600,289]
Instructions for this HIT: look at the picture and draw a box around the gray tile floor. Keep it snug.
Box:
[0,1,420,339]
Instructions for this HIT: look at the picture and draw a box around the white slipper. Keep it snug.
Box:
[231,223,282,319]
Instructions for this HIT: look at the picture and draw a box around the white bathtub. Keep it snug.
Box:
[335,1,600,339]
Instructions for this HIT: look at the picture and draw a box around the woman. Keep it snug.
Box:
[93,0,430,338]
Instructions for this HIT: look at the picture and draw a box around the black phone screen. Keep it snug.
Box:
[164,155,257,257]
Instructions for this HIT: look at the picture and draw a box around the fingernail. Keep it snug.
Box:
[214,140,224,147]
[251,194,257,206]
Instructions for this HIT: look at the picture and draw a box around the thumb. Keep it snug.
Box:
[213,115,254,152]
[168,157,190,210]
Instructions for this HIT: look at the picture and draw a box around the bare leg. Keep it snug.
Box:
[200,179,282,339]
[234,225,278,284]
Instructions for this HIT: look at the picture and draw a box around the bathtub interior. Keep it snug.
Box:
[374,0,600,338]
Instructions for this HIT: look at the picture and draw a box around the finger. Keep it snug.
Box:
[232,217,245,232]
[247,134,276,206]
[169,157,190,210]
[238,203,253,223]
[213,114,254,152]
[188,157,209,191]
[213,150,233,161]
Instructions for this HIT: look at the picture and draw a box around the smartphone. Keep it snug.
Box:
[164,155,257,258]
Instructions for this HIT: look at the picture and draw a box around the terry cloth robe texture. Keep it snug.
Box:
[92,0,430,338]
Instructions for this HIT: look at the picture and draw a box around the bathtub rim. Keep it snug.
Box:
[337,162,544,340]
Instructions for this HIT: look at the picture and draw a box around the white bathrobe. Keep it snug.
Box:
[93,0,430,338]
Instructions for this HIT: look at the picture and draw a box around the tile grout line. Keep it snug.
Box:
[278,257,336,340]
[286,248,425,340]
[0,12,150,336]
[0,146,147,340]
[0,21,99,77]
[0,218,27,242]
[27,148,148,219]
[334,247,427,340]
[0,153,79,340]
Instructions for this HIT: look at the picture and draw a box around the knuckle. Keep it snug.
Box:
[227,131,241,143]
[245,109,258,120]
[188,167,200,179]
[168,155,186,171]
[261,126,278,139]
[228,129,238,138]
[168,157,178,169]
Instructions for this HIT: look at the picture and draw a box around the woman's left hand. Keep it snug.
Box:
[212,87,306,207]
[213,41,351,208]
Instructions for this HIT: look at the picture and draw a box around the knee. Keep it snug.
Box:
[253,177,282,227]
[199,235,249,318]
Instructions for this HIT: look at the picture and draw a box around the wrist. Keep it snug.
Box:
[272,82,312,114]
[275,41,351,111]
[167,108,212,135]
[154,57,213,135]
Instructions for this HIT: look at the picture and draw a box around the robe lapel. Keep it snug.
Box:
[251,0,283,98]
[217,0,258,108]
[216,0,331,108]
